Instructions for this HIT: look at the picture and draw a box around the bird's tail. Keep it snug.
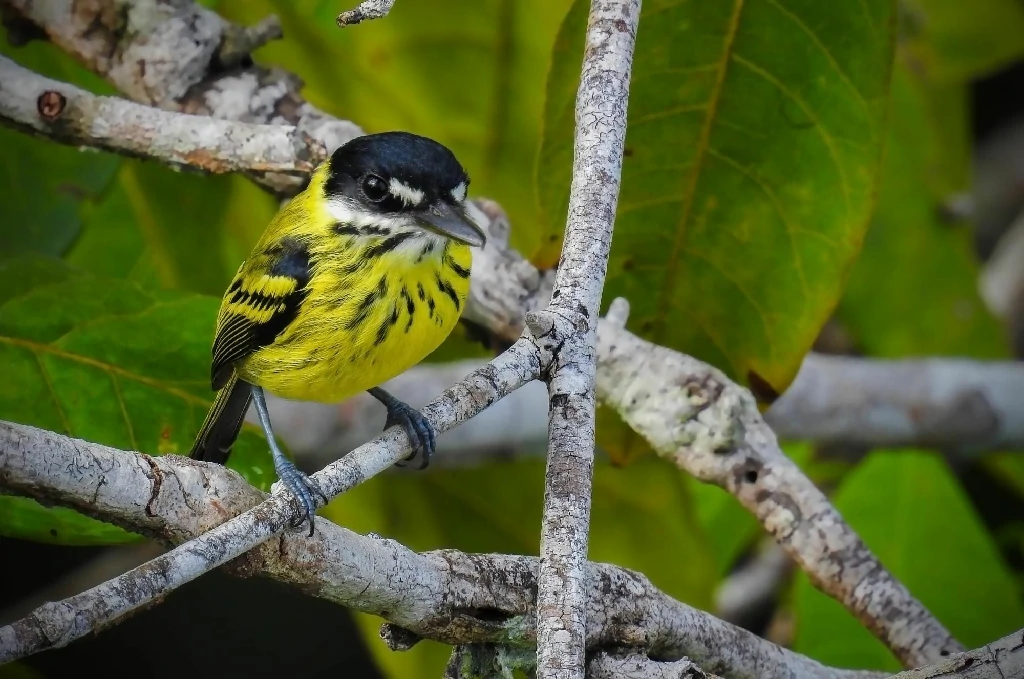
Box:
[189,372,252,465]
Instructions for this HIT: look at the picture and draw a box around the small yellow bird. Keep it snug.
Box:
[189,132,485,533]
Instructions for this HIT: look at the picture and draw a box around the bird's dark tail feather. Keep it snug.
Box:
[189,372,252,465]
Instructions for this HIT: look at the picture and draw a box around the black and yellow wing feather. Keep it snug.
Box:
[189,238,312,463]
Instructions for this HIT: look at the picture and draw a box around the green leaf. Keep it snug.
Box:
[66,161,278,296]
[538,0,897,400]
[322,455,718,677]
[837,62,1009,358]
[0,258,275,545]
[215,0,573,259]
[794,451,1024,671]
[901,0,1024,83]
[0,43,120,259]
[0,126,119,259]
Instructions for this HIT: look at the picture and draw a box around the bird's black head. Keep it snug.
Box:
[324,132,484,247]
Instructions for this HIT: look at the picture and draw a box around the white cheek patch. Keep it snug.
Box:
[450,182,467,203]
[327,199,411,231]
[389,178,425,206]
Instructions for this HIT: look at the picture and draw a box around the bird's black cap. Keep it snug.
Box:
[324,131,469,209]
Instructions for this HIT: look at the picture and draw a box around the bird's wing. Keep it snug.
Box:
[210,238,312,390]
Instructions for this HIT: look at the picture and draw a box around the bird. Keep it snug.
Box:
[188,131,485,535]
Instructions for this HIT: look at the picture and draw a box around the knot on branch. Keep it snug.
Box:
[36,91,66,121]
[525,307,591,377]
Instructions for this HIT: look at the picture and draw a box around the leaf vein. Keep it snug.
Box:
[653,0,747,344]
[731,53,852,216]
[764,0,873,119]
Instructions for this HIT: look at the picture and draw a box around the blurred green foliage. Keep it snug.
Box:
[0,0,1022,676]
[794,451,1024,671]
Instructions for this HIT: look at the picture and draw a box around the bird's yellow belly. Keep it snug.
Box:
[236,258,467,403]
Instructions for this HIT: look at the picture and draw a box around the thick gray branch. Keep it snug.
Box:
[766,354,1024,454]
[5,0,361,194]
[0,55,321,175]
[532,2,640,678]
[596,301,963,668]
[0,341,539,662]
[886,628,1024,679]
[589,652,722,679]
[0,420,886,679]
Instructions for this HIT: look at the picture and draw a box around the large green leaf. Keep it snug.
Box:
[901,0,1024,83]
[323,455,718,678]
[793,451,1024,671]
[0,258,275,544]
[215,0,572,259]
[837,61,1009,358]
[538,0,897,400]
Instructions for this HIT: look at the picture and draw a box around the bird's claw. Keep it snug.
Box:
[385,401,436,470]
[274,458,323,537]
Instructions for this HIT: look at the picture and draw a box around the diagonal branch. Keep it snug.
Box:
[596,299,963,667]
[530,2,640,677]
[0,339,540,662]
[0,419,886,679]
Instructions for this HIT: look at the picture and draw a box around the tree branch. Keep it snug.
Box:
[596,300,964,668]
[0,55,322,175]
[531,2,639,677]
[885,628,1024,679]
[765,353,1024,455]
[588,652,722,679]
[0,420,888,679]
[0,340,540,662]
[336,0,397,27]
[5,0,361,195]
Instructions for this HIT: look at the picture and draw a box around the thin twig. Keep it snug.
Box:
[336,0,397,26]
[0,340,539,662]
[531,1,640,677]
[0,419,886,679]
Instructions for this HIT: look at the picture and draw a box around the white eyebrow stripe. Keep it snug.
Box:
[450,181,467,203]
[389,178,425,206]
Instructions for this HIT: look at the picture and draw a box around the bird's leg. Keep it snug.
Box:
[251,385,323,536]
[367,387,436,470]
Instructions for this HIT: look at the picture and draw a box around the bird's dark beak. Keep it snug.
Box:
[415,201,486,247]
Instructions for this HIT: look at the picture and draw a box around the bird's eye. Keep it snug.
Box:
[362,174,389,202]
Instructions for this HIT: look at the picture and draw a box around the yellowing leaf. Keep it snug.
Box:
[544,0,897,461]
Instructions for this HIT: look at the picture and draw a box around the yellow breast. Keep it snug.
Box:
[236,232,472,403]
